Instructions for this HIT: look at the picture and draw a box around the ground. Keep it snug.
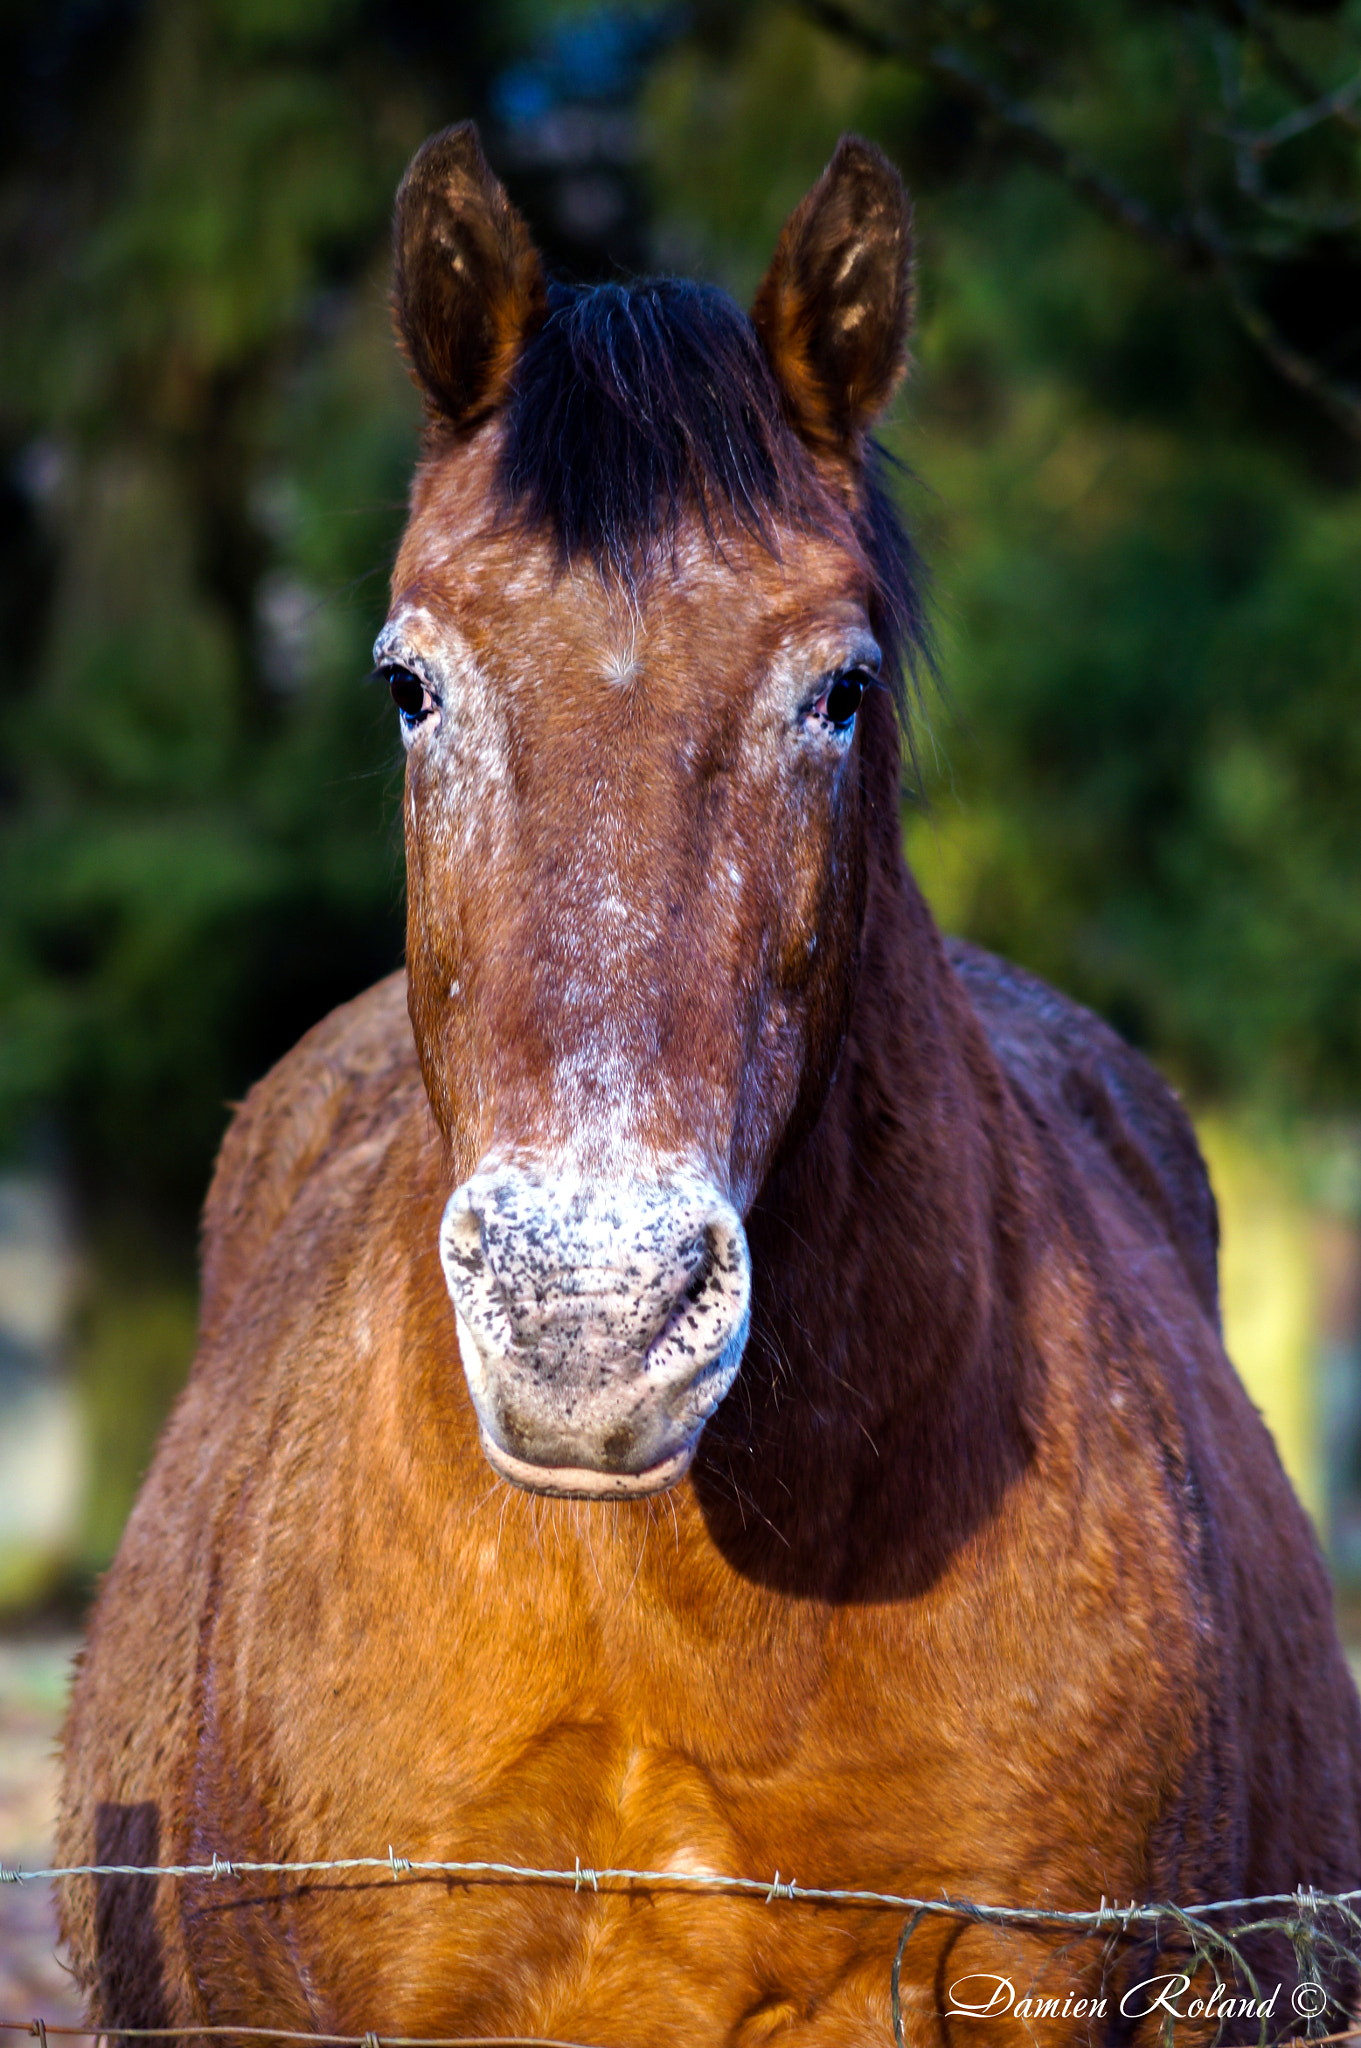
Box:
[0,1634,84,2023]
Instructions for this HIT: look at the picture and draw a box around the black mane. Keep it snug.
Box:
[495,278,929,724]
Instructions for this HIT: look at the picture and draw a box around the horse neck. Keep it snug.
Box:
[694,788,1037,1599]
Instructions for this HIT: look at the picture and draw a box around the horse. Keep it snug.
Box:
[58,125,1361,2046]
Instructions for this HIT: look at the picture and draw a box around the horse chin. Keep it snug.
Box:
[476,1424,698,1499]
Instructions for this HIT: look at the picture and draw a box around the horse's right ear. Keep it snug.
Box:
[393,123,547,430]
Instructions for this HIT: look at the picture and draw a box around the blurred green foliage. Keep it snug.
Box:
[1,0,1359,1567]
[74,1229,200,1570]
[2,1,438,1221]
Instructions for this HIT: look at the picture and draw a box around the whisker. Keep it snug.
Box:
[620,1503,652,1605]
[493,1482,515,1568]
[580,1502,605,1595]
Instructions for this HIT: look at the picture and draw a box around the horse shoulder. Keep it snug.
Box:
[57,972,433,2017]
[947,937,1361,1887]
[199,970,422,1338]
[946,935,1220,1324]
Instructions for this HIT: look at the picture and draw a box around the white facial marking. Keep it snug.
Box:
[380,603,515,871]
[604,629,638,690]
[398,568,880,1496]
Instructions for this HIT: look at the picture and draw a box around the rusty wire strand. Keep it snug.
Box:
[0,2029,598,2047]
[3,1855,1361,1927]
[9,1863,1361,2047]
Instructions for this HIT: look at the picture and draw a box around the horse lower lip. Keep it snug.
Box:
[476,1425,696,1499]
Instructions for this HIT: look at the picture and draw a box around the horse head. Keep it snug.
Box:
[383,125,919,1498]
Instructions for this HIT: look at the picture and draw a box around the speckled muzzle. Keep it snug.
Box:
[439,1162,752,1497]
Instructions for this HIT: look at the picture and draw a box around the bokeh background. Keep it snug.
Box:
[2,0,1360,1623]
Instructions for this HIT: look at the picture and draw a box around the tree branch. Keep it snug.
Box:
[798,0,1361,439]
[1216,70,1361,156]
[802,0,1207,265]
[1221,0,1361,138]
[1216,253,1361,438]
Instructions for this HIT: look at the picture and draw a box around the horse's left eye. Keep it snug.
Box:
[809,668,869,734]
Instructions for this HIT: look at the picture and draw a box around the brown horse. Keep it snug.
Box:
[58,126,1361,2045]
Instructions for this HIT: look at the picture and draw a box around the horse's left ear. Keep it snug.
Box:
[751,137,913,451]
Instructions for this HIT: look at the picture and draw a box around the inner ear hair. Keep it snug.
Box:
[393,122,547,431]
[751,136,914,451]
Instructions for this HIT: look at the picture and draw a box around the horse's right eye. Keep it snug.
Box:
[386,667,429,718]
[382,665,440,745]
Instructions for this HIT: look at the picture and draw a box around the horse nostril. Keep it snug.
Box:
[683,1234,716,1306]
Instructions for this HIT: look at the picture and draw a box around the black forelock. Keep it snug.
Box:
[497,279,801,567]
[494,276,931,732]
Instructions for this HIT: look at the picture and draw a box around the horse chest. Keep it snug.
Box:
[182,1469,1128,2043]
[200,1489,850,1857]
[205,1390,1162,1826]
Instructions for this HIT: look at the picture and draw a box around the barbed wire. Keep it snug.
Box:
[4,1852,1360,1926]
[8,1856,1361,2048]
[0,2030,595,2047]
